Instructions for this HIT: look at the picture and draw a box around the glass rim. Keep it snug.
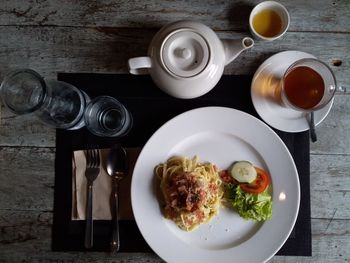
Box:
[85,95,125,112]
[84,96,131,137]
[0,69,47,114]
[284,58,336,82]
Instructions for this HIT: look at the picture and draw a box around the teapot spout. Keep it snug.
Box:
[222,37,254,66]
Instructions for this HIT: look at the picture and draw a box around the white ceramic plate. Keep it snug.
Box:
[251,50,333,132]
[131,107,300,263]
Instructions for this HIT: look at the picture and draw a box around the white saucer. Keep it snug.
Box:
[251,50,333,132]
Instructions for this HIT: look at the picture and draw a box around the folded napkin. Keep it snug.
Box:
[72,148,140,220]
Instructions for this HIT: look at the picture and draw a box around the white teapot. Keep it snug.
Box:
[128,20,254,99]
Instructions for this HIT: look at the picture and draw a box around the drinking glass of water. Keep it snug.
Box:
[84,96,133,137]
[0,69,89,129]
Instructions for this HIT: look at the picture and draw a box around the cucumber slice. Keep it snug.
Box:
[230,161,257,183]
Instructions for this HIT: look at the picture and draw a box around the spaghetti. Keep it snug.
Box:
[155,156,223,231]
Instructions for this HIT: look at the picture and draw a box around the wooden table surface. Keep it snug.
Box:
[0,1,349,262]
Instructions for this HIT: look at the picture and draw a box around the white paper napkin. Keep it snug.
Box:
[71,148,140,220]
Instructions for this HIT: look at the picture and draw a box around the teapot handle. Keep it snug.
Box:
[128,57,152,75]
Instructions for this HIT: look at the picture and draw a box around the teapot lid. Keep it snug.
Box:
[161,30,210,78]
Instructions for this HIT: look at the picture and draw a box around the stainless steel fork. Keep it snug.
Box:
[84,148,100,248]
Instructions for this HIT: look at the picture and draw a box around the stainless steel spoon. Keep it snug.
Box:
[308,85,347,143]
[106,144,128,254]
[309,111,317,143]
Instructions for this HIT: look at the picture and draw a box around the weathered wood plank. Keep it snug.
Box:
[0,26,152,80]
[0,210,348,262]
[310,153,350,220]
[0,26,348,82]
[1,147,349,218]
[270,219,350,263]
[0,210,163,262]
[310,95,350,155]
[0,105,55,147]
[0,147,55,211]
[310,153,350,192]
[0,0,349,32]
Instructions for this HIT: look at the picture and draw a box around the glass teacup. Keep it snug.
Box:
[280,58,337,112]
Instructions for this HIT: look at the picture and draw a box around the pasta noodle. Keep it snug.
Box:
[155,156,223,231]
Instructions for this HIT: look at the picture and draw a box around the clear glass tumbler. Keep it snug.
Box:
[0,69,89,129]
[84,96,133,137]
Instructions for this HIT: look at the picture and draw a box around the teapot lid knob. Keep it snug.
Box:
[161,30,210,78]
[177,48,191,59]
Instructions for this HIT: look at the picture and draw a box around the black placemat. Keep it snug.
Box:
[52,74,311,256]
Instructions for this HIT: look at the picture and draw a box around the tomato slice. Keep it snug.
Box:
[240,167,270,194]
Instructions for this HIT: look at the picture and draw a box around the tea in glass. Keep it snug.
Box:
[281,58,336,112]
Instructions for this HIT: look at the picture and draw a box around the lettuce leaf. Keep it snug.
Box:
[227,184,272,221]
